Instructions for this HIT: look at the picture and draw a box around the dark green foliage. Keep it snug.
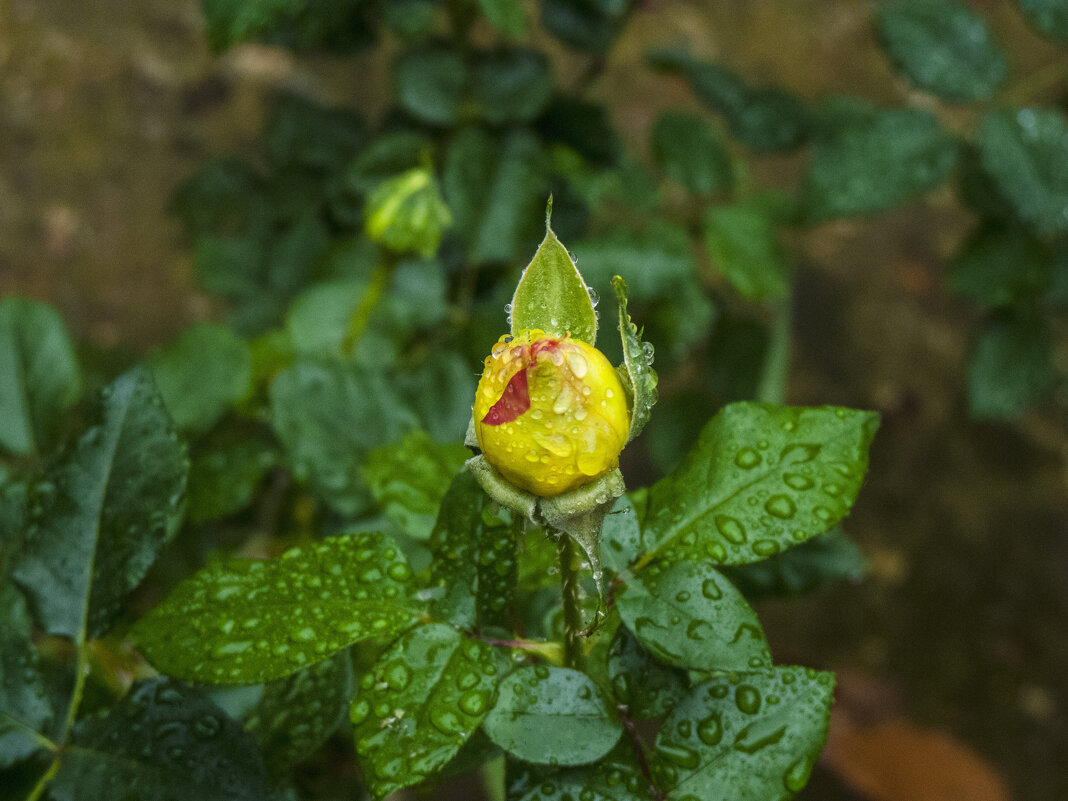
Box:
[967,312,1056,419]
[12,367,189,640]
[651,110,733,196]
[49,678,277,801]
[703,201,788,300]
[877,0,1007,102]
[483,667,622,765]
[805,100,958,218]
[0,297,82,456]
[976,108,1068,236]
[0,584,53,769]
[949,222,1053,307]
[132,532,421,683]
[1018,0,1068,46]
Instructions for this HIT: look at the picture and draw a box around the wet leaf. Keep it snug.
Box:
[131,532,422,683]
[976,108,1068,236]
[651,111,732,196]
[0,583,54,769]
[639,403,880,566]
[722,526,866,599]
[877,0,1006,102]
[612,276,658,442]
[509,749,655,801]
[12,367,189,640]
[483,666,622,766]
[0,297,82,457]
[616,560,771,672]
[702,201,788,301]
[363,430,469,541]
[429,469,517,630]
[150,322,252,434]
[512,215,599,344]
[599,493,643,575]
[967,312,1055,419]
[350,624,501,799]
[269,360,419,516]
[48,678,277,801]
[949,222,1053,307]
[650,666,834,800]
[604,626,687,719]
[804,100,958,218]
[247,650,354,773]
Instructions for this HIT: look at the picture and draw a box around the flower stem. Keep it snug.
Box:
[756,295,792,405]
[557,533,586,670]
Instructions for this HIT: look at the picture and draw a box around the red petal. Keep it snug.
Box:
[482,368,530,425]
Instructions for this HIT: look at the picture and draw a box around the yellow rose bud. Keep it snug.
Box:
[473,329,630,497]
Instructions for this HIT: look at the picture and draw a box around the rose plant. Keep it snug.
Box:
[1,211,877,801]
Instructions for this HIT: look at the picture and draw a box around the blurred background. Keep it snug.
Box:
[1,1,1065,800]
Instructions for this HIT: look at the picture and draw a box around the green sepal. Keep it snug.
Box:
[510,202,598,344]
[612,276,658,442]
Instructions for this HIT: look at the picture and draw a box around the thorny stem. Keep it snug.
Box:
[557,532,586,670]
[619,707,666,801]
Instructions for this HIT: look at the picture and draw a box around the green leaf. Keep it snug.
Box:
[193,235,268,300]
[429,469,516,629]
[1018,0,1068,46]
[605,626,687,719]
[0,583,54,769]
[702,202,788,300]
[480,0,527,35]
[600,494,642,575]
[649,52,809,153]
[473,50,554,124]
[651,666,833,800]
[247,650,354,773]
[258,0,378,54]
[269,360,419,516]
[12,367,188,640]
[540,0,629,52]
[365,168,452,257]
[364,431,469,542]
[804,100,958,218]
[345,131,432,196]
[171,157,268,238]
[150,322,252,434]
[616,560,770,672]
[0,297,82,456]
[639,403,880,567]
[976,108,1068,236]
[483,666,622,766]
[394,46,470,126]
[131,532,422,683]
[266,214,331,296]
[967,312,1055,419]
[443,128,551,265]
[351,624,501,798]
[0,470,30,570]
[537,98,622,167]
[721,526,866,599]
[510,750,655,801]
[265,94,366,172]
[511,214,599,344]
[48,678,277,801]
[949,222,1053,307]
[398,350,479,443]
[570,221,695,303]
[612,276,658,442]
[186,425,278,524]
[382,0,438,37]
[201,0,301,51]
[651,111,733,196]
[877,0,1006,102]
